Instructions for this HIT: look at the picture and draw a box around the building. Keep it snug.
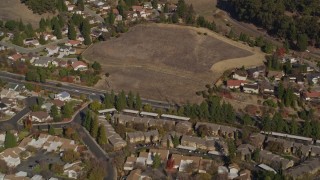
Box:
[29,111,51,122]
[63,161,83,179]
[242,83,259,94]
[285,158,320,179]
[0,147,24,167]
[232,69,247,81]
[226,80,245,89]
[55,91,71,101]
[71,61,88,71]
[45,46,60,56]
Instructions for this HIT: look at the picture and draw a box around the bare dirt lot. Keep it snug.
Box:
[0,0,53,28]
[83,24,264,103]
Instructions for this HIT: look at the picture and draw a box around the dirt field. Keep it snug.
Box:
[0,0,53,28]
[83,24,264,103]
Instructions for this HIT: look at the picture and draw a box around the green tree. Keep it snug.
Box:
[172,135,180,148]
[163,3,169,13]
[61,102,73,118]
[277,83,284,99]
[18,19,25,31]
[77,0,85,11]
[242,114,253,126]
[297,33,308,51]
[127,91,134,109]
[84,34,91,45]
[12,32,23,46]
[152,0,158,9]
[104,93,113,108]
[116,90,127,111]
[84,110,92,130]
[68,23,77,40]
[50,105,60,121]
[91,61,101,71]
[290,119,299,135]
[152,154,161,168]
[4,131,17,148]
[53,23,62,39]
[303,120,312,137]
[106,12,115,25]
[134,93,142,110]
[39,34,46,45]
[90,115,99,138]
[25,23,35,38]
[48,126,55,135]
[56,0,67,12]
[177,0,187,18]
[97,125,107,145]
[171,13,179,23]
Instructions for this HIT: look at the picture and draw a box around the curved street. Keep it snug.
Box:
[1,97,116,180]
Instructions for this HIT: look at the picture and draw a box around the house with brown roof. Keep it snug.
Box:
[0,147,24,167]
[226,80,245,89]
[29,111,51,122]
[8,53,22,62]
[71,61,88,71]
[124,156,137,171]
[303,91,320,101]
[65,40,81,47]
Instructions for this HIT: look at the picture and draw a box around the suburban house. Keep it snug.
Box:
[259,81,274,94]
[303,91,320,101]
[247,66,265,79]
[232,69,247,81]
[259,150,294,170]
[180,135,216,151]
[0,147,24,167]
[126,131,146,144]
[236,144,256,161]
[45,46,60,56]
[285,158,320,179]
[55,91,71,101]
[33,57,57,67]
[8,53,22,62]
[0,103,8,111]
[226,80,245,89]
[242,83,259,94]
[72,61,88,71]
[98,117,127,150]
[65,40,81,47]
[268,71,284,81]
[124,156,137,171]
[29,111,51,122]
[63,161,83,179]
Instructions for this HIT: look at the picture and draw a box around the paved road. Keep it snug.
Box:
[0,71,176,109]
[33,108,116,180]
[0,38,68,54]
[0,97,37,128]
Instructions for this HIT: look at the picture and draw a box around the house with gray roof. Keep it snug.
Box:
[285,158,320,179]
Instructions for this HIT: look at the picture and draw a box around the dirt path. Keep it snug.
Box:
[154,23,266,73]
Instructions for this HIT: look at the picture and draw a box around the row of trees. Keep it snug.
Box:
[221,0,320,50]
[21,0,68,14]
[261,112,320,139]
[83,111,108,145]
[102,90,142,111]
[183,95,236,124]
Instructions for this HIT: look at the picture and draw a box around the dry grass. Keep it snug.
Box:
[0,0,53,28]
[83,23,264,103]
